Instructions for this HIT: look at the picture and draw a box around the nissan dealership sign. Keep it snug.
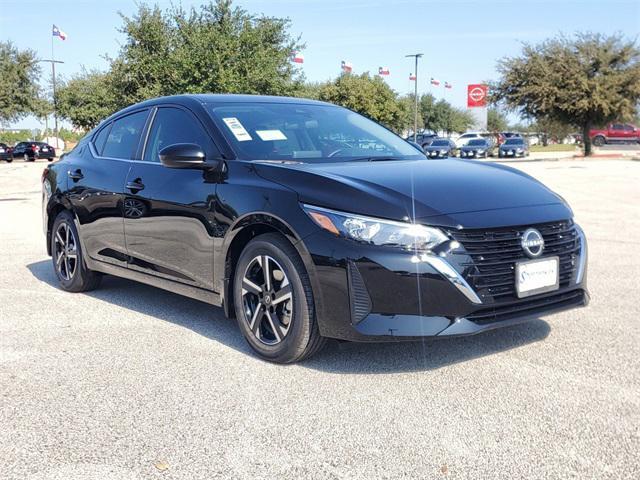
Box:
[467,84,488,108]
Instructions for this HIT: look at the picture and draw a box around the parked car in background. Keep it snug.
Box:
[12,142,56,162]
[589,123,640,146]
[406,132,438,148]
[0,143,13,162]
[459,138,494,158]
[42,94,588,363]
[455,132,483,148]
[499,137,529,158]
[424,138,456,158]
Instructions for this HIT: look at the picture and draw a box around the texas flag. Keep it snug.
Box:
[430,77,441,86]
[409,73,417,81]
[52,24,67,41]
[292,51,304,64]
[341,60,353,73]
[378,66,390,76]
[445,82,452,89]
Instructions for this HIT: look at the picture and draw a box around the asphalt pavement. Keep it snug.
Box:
[1,159,639,479]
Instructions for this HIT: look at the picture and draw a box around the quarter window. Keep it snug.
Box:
[143,107,215,163]
[102,110,148,159]
[93,123,111,155]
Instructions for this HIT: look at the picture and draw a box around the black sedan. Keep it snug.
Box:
[0,142,13,162]
[499,137,529,158]
[424,138,455,158]
[12,141,56,161]
[458,138,494,159]
[42,94,588,363]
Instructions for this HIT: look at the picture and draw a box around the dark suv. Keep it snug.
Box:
[42,94,589,363]
[13,141,56,161]
[0,143,13,162]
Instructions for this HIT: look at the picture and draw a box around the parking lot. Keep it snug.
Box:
[1,159,639,479]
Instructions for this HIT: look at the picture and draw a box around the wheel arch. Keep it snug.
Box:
[45,196,74,256]
[221,213,319,321]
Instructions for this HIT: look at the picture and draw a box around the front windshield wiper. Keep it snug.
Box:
[348,156,408,162]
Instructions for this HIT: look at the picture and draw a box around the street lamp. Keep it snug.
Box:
[405,53,423,143]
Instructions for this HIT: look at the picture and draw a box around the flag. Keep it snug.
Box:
[52,24,67,41]
[409,73,416,81]
[378,66,390,76]
[341,60,353,73]
[445,82,452,89]
[430,77,441,86]
[292,51,304,64]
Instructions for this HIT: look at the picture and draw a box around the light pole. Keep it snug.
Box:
[38,59,64,149]
[405,53,423,143]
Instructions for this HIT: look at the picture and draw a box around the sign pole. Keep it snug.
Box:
[405,53,423,143]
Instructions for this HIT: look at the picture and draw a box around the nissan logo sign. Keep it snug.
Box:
[521,228,544,258]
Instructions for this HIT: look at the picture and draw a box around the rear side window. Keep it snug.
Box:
[143,107,216,163]
[93,124,111,155]
[102,110,148,159]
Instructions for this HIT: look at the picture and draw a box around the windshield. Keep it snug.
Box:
[431,140,450,146]
[207,102,424,162]
[467,139,487,146]
[504,138,524,145]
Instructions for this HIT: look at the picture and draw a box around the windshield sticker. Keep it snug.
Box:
[222,117,252,142]
[256,129,287,141]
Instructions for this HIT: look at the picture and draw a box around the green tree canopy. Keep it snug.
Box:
[318,73,406,132]
[0,41,43,125]
[487,108,508,132]
[57,70,118,130]
[492,32,640,155]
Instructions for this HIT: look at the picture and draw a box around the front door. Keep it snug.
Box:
[122,106,219,290]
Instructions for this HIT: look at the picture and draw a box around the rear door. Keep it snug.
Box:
[66,110,148,267]
[122,105,219,290]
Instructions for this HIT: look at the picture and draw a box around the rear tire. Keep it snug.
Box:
[233,233,326,363]
[51,210,102,292]
[23,153,29,162]
[592,136,605,147]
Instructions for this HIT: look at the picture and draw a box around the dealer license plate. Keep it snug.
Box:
[516,256,559,298]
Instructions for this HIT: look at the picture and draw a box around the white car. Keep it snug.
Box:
[455,132,485,148]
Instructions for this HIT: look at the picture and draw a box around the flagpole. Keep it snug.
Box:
[405,53,423,143]
[51,26,59,150]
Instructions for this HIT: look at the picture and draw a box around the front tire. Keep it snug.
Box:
[592,136,605,147]
[23,153,30,162]
[233,233,326,363]
[51,210,102,292]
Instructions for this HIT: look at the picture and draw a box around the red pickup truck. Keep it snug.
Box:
[589,123,640,146]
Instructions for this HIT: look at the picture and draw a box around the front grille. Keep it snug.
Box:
[446,220,580,303]
[466,289,586,325]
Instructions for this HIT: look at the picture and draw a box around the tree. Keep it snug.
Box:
[487,108,508,132]
[57,70,118,130]
[318,73,406,132]
[492,33,640,155]
[108,0,304,108]
[0,41,43,125]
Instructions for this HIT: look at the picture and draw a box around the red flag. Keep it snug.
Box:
[341,60,353,73]
[292,51,304,64]
[430,77,441,86]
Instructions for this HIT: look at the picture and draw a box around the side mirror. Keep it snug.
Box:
[159,143,221,169]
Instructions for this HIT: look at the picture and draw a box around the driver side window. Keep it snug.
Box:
[144,107,216,163]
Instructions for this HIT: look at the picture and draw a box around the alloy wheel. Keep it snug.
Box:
[54,222,78,281]
[23,153,29,162]
[241,255,293,345]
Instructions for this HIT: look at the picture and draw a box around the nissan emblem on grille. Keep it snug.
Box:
[521,228,545,258]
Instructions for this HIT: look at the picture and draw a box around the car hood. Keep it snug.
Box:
[254,158,571,228]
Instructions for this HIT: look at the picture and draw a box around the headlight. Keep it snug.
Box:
[440,149,447,154]
[303,204,448,250]
[516,148,523,152]
[477,149,485,154]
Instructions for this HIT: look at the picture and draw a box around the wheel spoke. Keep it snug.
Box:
[64,256,71,279]
[250,305,263,338]
[272,284,292,305]
[56,252,65,266]
[264,310,282,343]
[55,231,65,246]
[262,255,271,290]
[65,224,70,246]
[242,277,262,296]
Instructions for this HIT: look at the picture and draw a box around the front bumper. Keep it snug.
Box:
[301,222,588,342]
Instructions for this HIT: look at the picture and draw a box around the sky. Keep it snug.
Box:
[1,0,639,129]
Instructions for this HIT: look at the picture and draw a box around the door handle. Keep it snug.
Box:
[68,169,84,181]
[126,178,145,192]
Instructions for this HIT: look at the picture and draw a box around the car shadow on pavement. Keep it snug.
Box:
[28,260,550,374]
